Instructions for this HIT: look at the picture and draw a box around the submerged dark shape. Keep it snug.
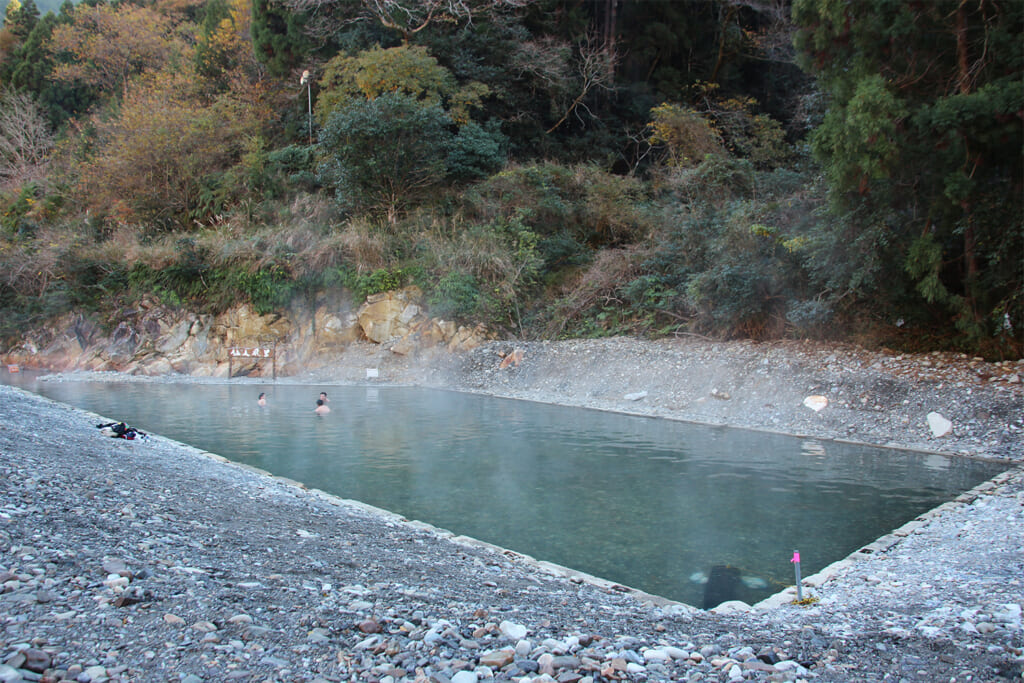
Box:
[703,565,742,609]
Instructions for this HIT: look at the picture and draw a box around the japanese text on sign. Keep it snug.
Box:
[229,347,273,358]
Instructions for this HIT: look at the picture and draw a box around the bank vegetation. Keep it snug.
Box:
[0,0,1020,358]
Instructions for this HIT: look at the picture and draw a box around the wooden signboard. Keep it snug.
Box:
[228,343,277,380]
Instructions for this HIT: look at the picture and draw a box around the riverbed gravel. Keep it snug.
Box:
[2,336,1023,682]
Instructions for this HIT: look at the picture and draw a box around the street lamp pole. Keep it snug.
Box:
[300,70,312,145]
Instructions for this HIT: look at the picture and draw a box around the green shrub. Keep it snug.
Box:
[464,163,575,234]
[227,264,297,315]
[446,121,507,183]
[1,184,41,237]
[464,162,650,257]
[344,267,409,303]
[190,174,227,225]
[429,271,480,319]
[124,238,211,308]
[692,155,756,200]
[573,166,652,247]
[685,261,784,338]
[63,259,129,310]
[592,161,824,341]
[785,299,833,334]
[128,262,208,308]
[318,93,452,220]
[536,231,588,270]
[246,144,319,199]
[656,202,800,338]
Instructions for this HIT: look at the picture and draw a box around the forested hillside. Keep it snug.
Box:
[0,0,1020,357]
[1,0,69,23]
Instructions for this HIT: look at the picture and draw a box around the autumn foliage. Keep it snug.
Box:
[0,0,1019,356]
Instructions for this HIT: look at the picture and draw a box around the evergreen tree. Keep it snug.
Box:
[317,92,452,222]
[251,0,309,76]
[2,3,90,127]
[794,0,1023,348]
[4,0,40,40]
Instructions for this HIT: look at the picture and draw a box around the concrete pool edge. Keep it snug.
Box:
[11,383,723,613]
[187,448,701,615]
[448,385,1012,463]
[158,426,1018,617]
[10,382,1017,614]
[752,465,1024,611]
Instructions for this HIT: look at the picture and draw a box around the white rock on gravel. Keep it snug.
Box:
[499,619,528,640]
[927,411,954,437]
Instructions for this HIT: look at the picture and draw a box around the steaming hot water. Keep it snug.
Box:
[4,377,1006,607]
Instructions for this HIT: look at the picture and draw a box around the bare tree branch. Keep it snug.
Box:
[547,32,618,134]
[0,90,54,191]
[509,36,572,92]
[282,0,533,43]
[725,0,796,65]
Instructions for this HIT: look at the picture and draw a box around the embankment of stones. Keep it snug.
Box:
[0,286,492,377]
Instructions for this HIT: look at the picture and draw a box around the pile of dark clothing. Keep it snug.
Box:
[96,421,147,440]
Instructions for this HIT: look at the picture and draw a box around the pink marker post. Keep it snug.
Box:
[791,550,802,601]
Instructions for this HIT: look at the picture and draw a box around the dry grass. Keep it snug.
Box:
[103,225,183,269]
[0,232,61,294]
[337,218,392,272]
[412,212,532,289]
[544,244,651,337]
[287,194,337,227]
[88,191,376,279]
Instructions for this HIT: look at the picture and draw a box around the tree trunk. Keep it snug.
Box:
[710,4,737,84]
[955,0,981,323]
[955,0,971,95]
[604,0,618,78]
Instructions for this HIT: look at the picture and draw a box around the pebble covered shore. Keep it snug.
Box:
[2,336,1023,682]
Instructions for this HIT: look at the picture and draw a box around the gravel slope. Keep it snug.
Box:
[429,338,1023,461]
[2,336,1023,682]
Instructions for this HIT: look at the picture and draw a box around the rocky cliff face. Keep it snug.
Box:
[0,287,492,377]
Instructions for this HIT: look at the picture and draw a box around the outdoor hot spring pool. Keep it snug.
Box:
[3,376,1007,608]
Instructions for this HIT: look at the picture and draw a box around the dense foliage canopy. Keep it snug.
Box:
[0,0,1019,357]
[794,0,1023,349]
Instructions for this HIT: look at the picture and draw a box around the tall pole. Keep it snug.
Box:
[791,549,802,602]
[301,70,312,145]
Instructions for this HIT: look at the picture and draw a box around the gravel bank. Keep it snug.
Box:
[2,337,1023,682]
[426,338,1022,461]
